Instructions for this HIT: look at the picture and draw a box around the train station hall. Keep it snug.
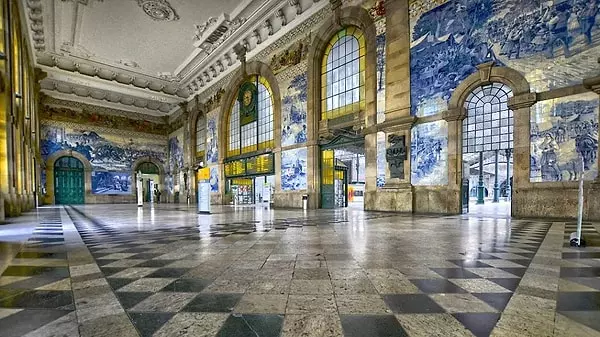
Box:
[1,0,600,336]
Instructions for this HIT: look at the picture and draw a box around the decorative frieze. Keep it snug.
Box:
[40,106,169,136]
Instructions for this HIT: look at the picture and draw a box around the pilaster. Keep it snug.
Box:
[383,0,410,121]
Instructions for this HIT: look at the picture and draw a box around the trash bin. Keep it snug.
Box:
[302,194,308,210]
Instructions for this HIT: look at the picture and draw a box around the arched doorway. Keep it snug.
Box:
[135,162,160,202]
[460,83,514,217]
[54,156,84,205]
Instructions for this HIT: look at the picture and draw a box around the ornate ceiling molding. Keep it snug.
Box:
[41,95,167,124]
[180,0,329,99]
[36,52,190,98]
[40,78,178,114]
[26,0,45,52]
[136,0,180,21]
[193,14,247,55]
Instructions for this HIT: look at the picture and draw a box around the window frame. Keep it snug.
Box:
[226,76,274,158]
[462,83,514,154]
[320,26,366,121]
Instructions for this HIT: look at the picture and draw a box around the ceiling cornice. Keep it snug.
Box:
[36,52,190,98]
[22,0,333,117]
[41,95,167,124]
[179,0,329,98]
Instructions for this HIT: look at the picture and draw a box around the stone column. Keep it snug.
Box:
[477,151,485,204]
[365,0,413,212]
[493,149,500,203]
[505,149,512,201]
[383,0,410,120]
[442,107,466,214]
[369,116,414,212]
[507,92,537,217]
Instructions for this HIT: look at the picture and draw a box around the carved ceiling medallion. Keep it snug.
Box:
[136,0,179,21]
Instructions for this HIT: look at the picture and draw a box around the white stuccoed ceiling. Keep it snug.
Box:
[22,0,328,116]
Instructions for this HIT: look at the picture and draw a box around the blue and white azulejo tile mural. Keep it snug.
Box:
[281,73,308,147]
[206,108,219,164]
[91,171,132,195]
[376,31,386,124]
[411,120,448,185]
[168,128,184,172]
[410,0,600,117]
[210,166,219,193]
[377,132,386,187]
[281,147,308,191]
[41,124,167,172]
[530,92,599,182]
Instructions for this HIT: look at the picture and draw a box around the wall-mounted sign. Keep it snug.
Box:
[224,153,274,178]
[246,153,274,175]
[197,167,210,182]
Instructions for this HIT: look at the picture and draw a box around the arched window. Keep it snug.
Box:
[227,76,274,157]
[196,114,206,161]
[462,83,514,154]
[321,26,366,120]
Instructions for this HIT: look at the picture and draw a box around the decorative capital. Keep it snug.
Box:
[508,92,537,110]
[442,107,466,122]
[583,76,600,95]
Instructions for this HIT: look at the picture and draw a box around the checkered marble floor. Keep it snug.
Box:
[0,204,598,336]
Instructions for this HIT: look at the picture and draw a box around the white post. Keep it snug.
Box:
[576,156,585,245]
[136,171,143,207]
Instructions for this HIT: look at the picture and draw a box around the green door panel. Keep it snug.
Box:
[54,156,85,205]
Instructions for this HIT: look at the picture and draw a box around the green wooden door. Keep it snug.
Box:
[321,149,335,209]
[54,156,84,205]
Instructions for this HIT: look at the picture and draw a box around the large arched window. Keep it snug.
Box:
[196,114,206,161]
[321,26,366,120]
[227,76,274,157]
[462,83,514,154]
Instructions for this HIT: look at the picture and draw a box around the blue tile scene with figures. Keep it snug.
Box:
[281,73,308,147]
[376,31,386,124]
[530,92,599,182]
[206,108,219,164]
[41,123,167,172]
[377,132,386,187]
[168,128,184,172]
[411,121,449,185]
[410,0,600,117]
[91,171,132,194]
[281,147,308,191]
[210,166,219,193]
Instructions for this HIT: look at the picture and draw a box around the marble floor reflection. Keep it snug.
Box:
[0,204,598,336]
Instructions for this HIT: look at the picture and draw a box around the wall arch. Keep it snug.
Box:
[188,101,205,167]
[45,149,93,204]
[131,156,167,201]
[445,63,532,215]
[305,5,377,208]
[219,60,282,161]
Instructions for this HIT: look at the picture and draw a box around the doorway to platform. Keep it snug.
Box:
[227,175,275,205]
[460,83,514,218]
[321,136,365,209]
[136,162,161,203]
[462,151,513,217]
[54,156,84,205]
